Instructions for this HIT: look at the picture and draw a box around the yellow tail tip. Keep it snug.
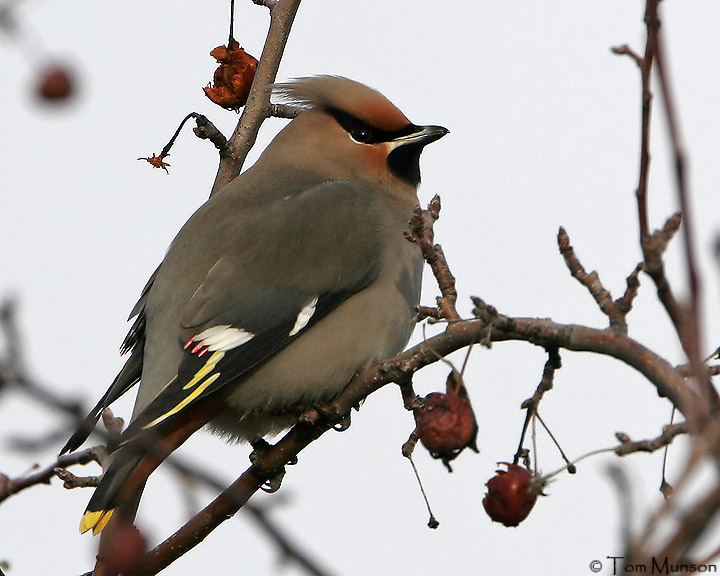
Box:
[80,509,115,535]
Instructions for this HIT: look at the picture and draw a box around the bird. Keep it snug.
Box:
[61,75,448,536]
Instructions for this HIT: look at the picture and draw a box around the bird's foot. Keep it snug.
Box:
[298,404,352,432]
[249,438,295,493]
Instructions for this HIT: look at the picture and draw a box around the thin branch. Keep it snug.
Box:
[614,422,688,456]
[611,44,643,67]
[615,263,644,316]
[471,297,699,417]
[210,0,302,195]
[614,1,714,416]
[557,227,631,332]
[653,1,712,410]
[139,113,230,173]
[269,102,301,119]
[192,114,230,156]
[0,448,101,503]
[1,333,334,576]
[535,412,575,473]
[243,502,336,576]
[654,12,697,322]
[515,349,562,464]
[405,196,460,321]
[613,2,690,349]
[137,422,327,575]
[643,214,687,335]
[228,0,235,47]
[639,0,659,240]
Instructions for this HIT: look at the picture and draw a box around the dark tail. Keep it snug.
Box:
[80,393,225,535]
[80,444,149,534]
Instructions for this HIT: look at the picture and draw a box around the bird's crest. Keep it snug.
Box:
[272,75,411,132]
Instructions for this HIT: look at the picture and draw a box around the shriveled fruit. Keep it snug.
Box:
[415,392,478,470]
[35,64,74,102]
[203,39,258,110]
[97,522,148,574]
[482,463,540,527]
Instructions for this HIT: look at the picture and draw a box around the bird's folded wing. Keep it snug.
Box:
[64,179,387,450]
[122,257,375,437]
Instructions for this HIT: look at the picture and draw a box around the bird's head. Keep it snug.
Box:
[267,75,448,189]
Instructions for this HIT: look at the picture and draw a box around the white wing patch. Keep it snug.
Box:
[289,297,319,337]
[144,327,255,431]
[185,325,255,356]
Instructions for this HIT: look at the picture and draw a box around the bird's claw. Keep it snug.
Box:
[249,438,295,492]
[298,404,352,432]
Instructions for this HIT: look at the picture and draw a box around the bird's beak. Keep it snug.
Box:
[388,125,449,150]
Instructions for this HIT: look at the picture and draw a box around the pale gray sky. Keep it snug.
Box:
[1,1,719,575]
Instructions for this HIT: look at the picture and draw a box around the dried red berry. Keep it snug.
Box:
[415,392,478,470]
[482,463,540,527]
[35,64,74,102]
[97,522,148,574]
[203,39,258,110]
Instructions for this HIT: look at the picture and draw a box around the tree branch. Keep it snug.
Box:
[133,290,705,573]
[614,422,688,456]
[612,0,716,417]
[406,196,460,322]
[652,0,712,409]
[210,0,302,195]
[558,227,638,333]
[0,448,101,503]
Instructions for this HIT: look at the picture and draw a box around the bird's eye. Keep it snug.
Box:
[350,126,373,143]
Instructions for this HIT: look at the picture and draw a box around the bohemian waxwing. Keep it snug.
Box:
[61,75,448,535]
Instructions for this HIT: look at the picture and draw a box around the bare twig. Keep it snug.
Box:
[210,0,302,195]
[193,114,230,156]
[653,0,712,410]
[614,0,714,415]
[139,113,230,173]
[136,422,327,575]
[535,412,575,473]
[515,349,562,465]
[609,3,720,568]
[243,501,336,576]
[643,213,687,339]
[0,448,101,503]
[558,227,633,332]
[615,263,644,316]
[614,422,688,456]
[613,2,692,354]
[405,196,460,321]
[471,297,697,415]
[632,1,659,240]
[269,102,302,119]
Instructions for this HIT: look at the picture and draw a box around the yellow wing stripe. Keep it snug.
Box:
[183,351,225,390]
[142,372,221,430]
[80,508,115,535]
[80,353,228,535]
[141,350,225,429]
